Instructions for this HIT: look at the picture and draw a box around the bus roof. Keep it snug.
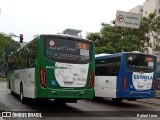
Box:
[95,53,111,57]
[40,34,84,39]
[95,52,155,59]
[26,33,91,46]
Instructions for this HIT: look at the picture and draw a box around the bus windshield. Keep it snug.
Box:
[44,36,92,64]
[126,53,156,72]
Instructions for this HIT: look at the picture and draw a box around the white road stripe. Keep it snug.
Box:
[0,117,4,120]
[78,101,97,108]
[130,117,141,120]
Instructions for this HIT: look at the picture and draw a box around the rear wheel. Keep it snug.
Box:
[8,80,11,89]
[54,99,77,104]
[112,98,123,103]
[93,97,103,101]
[9,81,15,95]
[11,90,15,95]
[20,84,25,103]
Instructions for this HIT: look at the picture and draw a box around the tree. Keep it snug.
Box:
[87,12,160,54]
[0,33,20,60]
[142,11,160,52]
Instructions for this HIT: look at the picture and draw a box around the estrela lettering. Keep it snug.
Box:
[134,75,153,80]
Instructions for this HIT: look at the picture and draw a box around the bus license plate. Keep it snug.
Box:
[61,92,75,96]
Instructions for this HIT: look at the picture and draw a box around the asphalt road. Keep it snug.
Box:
[0,81,160,120]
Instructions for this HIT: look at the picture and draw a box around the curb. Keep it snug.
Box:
[137,99,160,106]
[0,117,5,120]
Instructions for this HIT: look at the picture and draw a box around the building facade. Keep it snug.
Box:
[143,0,160,18]
[130,0,160,72]
[130,0,160,54]
[129,5,143,14]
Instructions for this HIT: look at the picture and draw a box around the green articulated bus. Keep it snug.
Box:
[7,34,95,103]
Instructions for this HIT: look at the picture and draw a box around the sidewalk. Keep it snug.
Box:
[136,90,160,105]
[137,98,160,106]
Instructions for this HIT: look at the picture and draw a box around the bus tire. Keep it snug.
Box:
[9,81,14,95]
[20,84,25,103]
[54,99,66,104]
[54,99,77,104]
[112,98,123,103]
[11,90,15,95]
[8,80,11,89]
[92,93,103,101]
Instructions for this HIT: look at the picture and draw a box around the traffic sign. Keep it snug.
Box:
[117,15,124,23]
[115,10,142,29]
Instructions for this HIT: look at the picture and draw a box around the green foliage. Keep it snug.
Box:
[86,12,160,54]
[87,32,101,42]
[0,77,7,81]
[0,33,20,60]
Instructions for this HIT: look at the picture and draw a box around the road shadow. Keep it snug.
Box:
[88,98,147,109]
[10,93,100,117]
[6,92,158,117]
[11,93,77,110]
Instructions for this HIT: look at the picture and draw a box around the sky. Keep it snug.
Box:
[0,0,146,42]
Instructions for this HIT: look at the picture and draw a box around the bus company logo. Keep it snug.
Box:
[49,40,55,46]
[2,112,42,118]
[134,75,153,80]
[51,80,57,85]
[139,71,144,74]
[2,112,11,117]
[128,56,133,61]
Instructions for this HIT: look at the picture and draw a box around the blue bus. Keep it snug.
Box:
[95,52,157,102]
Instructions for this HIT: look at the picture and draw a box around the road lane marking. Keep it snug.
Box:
[130,117,141,120]
[0,117,4,120]
[78,101,97,108]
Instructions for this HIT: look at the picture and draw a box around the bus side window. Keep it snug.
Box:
[107,57,121,76]
[95,59,108,76]
[95,66,99,75]
[95,60,99,76]
[28,41,38,68]
[95,57,121,76]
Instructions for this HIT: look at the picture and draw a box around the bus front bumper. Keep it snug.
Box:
[36,88,94,99]
[117,90,156,99]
